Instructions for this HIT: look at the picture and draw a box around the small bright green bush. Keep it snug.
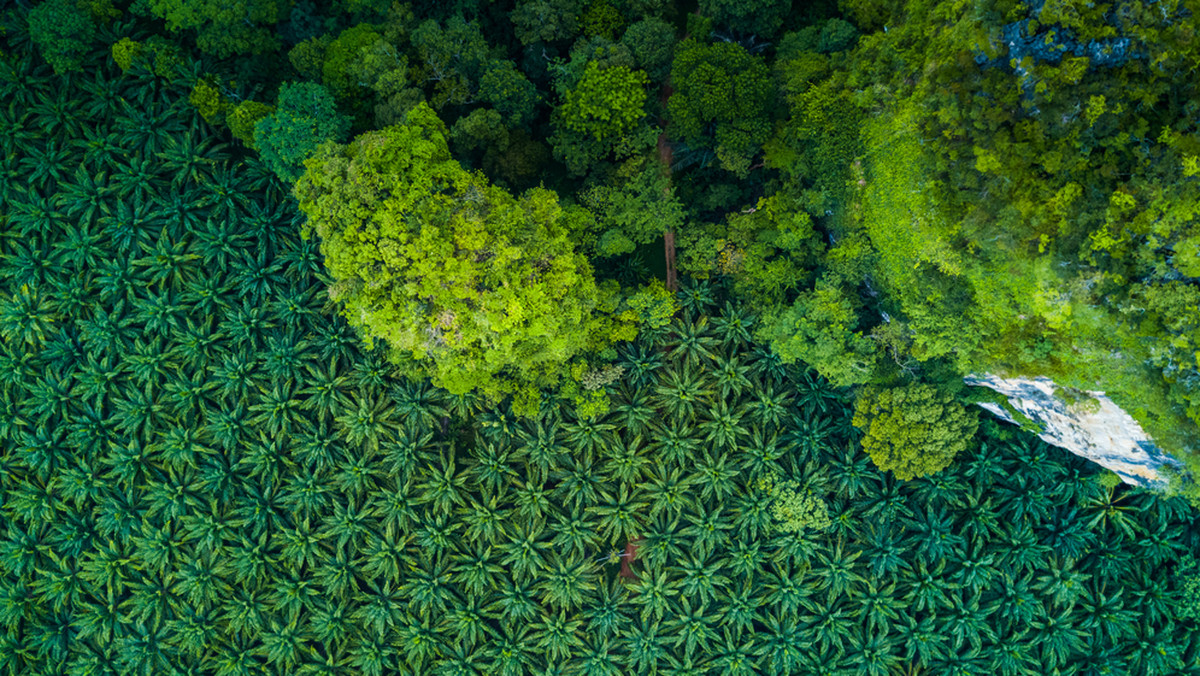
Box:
[226,100,274,149]
[757,473,832,532]
[111,37,142,71]
[627,279,677,329]
[188,79,229,126]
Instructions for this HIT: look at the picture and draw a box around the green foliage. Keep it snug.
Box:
[559,62,648,142]
[581,157,682,256]
[698,0,791,36]
[187,78,229,126]
[294,102,634,401]
[627,279,677,329]
[28,0,97,74]
[110,37,142,71]
[142,0,290,56]
[619,16,675,81]
[511,0,582,45]
[678,193,823,308]
[254,82,351,183]
[106,36,182,77]
[779,18,860,56]
[762,277,879,387]
[551,61,651,175]
[829,0,1200,459]
[478,60,539,127]
[6,9,1200,676]
[581,0,623,39]
[226,100,274,149]
[766,72,862,208]
[853,384,979,480]
[667,39,773,176]
[321,23,383,100]
[411,15,491,109]
[287,33,331,81]
[756,472,831,532]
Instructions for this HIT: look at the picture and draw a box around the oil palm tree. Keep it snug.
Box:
[1081,481,1144,541]
[0,283,57,348]
[590,486,647,546]
[619,617,669,674]
[675,278,717,316]
[617,341,664,389]
[862,523,910,577]
[335,393,399,454]
[646,420,701,467]
[451,543,505,597]
[497,519,551,581]
[461,492,511,547]
[552,452,612,513]
[905,505,966,564]
[652,362,712,424]
[580,575,632,639]
[414,448,469,517]
[641,466,698,521]
[549,506,602,559]
[712,353,752,400]
[661,596,719,660]
[613,383,657,437]
[798,597,856,655]
[746,381,792,430]
[691,450,739,502]
[560,414,618,456]
[484,576,540,626]
[529,609,584,662]
[1028,604,1088,670]
[680,502,732,558]
[439,594,495,653]
[737,426,784,480]
[481,625,537,676]
[698,397,747,451]
[665,314,719,367]
[516,418,571,481]
[675,552,731,607]
[602,434,651,486]
[1040,507,1098,560]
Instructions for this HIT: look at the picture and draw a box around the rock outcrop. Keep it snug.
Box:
[966,374,1182,488]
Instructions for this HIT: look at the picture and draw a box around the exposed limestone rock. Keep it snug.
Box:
[965,374,1182,488]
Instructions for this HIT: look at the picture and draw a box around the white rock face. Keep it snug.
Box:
[965,374,1182,487]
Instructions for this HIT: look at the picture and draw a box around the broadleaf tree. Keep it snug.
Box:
[294,102,636,409]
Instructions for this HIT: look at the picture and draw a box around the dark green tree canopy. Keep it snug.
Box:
[667,39,773,176]
[27,0,97,74]
[255,82,351,182]
[142,0,291,56]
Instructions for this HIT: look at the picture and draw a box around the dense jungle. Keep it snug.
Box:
[3,0,1200,673]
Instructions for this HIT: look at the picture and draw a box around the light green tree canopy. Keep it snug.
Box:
[852,384,979,481]
[552,61,652,174]
[762,277,878,388]
[294,103,635,405]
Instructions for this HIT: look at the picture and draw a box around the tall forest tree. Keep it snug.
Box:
[294,103,636,409]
